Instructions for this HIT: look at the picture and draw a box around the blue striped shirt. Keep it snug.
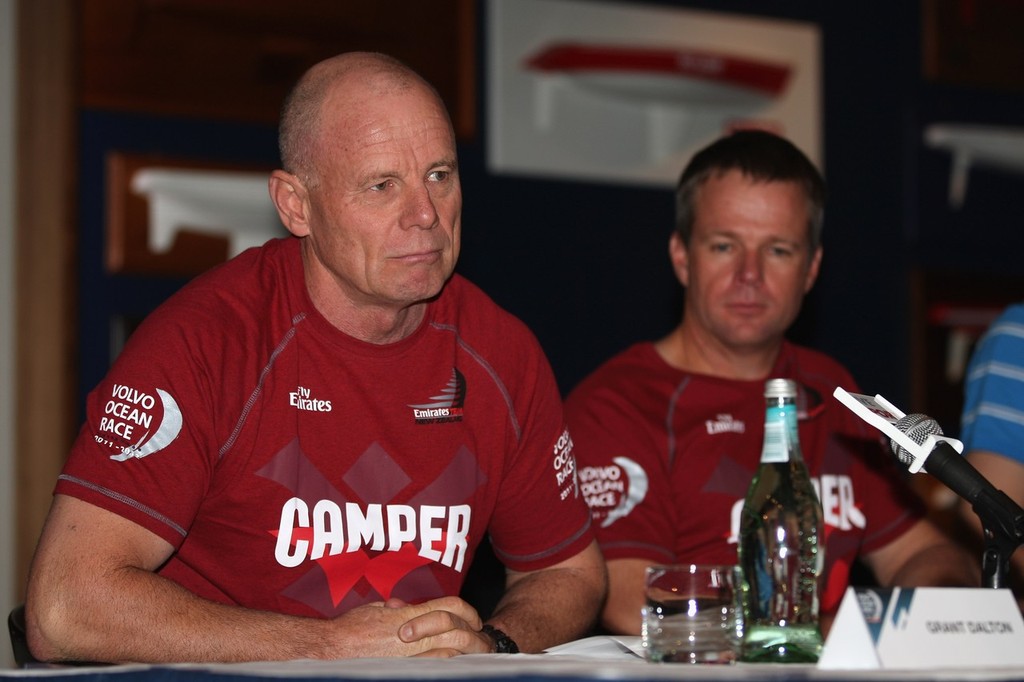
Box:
[961,303,1024,463]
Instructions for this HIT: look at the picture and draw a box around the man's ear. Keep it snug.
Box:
[668,231,690,288]
[804,245,823,293]
[269,170,310,237]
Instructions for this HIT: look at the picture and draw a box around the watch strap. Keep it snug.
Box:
[481,624,519,654]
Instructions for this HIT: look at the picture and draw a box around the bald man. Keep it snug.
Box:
[26,52,605,664]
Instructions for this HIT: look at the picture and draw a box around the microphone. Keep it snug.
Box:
[888,413,1018,515]
[832,386,1024,587]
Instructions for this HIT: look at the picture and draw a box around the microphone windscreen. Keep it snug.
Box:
[889,413,944,468]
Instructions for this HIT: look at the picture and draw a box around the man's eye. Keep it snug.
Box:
[769,246,794,257]
[710,243,731,253]
[369,181,390,192]
[428,170,450,182]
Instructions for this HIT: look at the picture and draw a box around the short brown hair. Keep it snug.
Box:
[675,130,826,251]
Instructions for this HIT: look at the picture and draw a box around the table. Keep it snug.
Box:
[2,637,1022,682]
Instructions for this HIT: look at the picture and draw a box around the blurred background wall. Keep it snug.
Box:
[2,0,17,670]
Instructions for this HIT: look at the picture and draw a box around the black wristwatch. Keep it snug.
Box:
[481,624,520,654]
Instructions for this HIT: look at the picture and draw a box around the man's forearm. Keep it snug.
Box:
[29,566,490,662]
[487,559,606,652]
[29,568,340,663]
[886,541,980,588]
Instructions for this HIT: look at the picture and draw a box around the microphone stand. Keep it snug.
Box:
[972,488,1024,589]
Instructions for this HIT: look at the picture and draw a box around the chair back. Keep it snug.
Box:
[8,604,37,667]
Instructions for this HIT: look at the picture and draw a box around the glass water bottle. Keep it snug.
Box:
[738,378,825,663]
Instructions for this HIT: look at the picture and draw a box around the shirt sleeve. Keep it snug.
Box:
[961,305,1024,464]
[55,297,223,548]
[481,331,596,572]
[564,367,676,564]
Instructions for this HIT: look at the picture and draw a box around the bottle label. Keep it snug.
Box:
[760,421,789,462]
[760,405,795,463]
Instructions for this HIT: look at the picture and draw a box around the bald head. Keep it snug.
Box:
[278,52,451,186]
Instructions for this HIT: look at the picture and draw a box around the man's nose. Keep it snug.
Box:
[403,184,439,229]
[737,250,763,284]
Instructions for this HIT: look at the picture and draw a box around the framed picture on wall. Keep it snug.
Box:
[487,0,822,186]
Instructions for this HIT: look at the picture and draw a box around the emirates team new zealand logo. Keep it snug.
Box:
[408,368,466,424]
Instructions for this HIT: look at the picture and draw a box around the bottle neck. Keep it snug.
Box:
[760,397,799,464]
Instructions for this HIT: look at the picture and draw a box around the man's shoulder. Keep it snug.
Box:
[435,275,537,344]
[566,343,663,403]
[131,238,298,354]
[976,303,1024,361]
[584,342,660,376]
[165,239,294,316]
[997,302,1024,326]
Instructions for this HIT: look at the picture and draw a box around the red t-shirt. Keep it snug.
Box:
[57,237,591,618]
[564,342,923,616]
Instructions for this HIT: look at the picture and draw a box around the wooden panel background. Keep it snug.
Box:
[922,0,1024,92]
[78,0,477,138]
[14,0,78,598]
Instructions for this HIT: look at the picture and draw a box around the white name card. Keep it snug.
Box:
[818,586,1024,670]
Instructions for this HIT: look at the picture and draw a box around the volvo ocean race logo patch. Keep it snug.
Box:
[579,456,649,528]
[409,368,465,424]
[93,383,183,461]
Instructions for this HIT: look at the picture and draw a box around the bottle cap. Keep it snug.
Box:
[764,378,797,399]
